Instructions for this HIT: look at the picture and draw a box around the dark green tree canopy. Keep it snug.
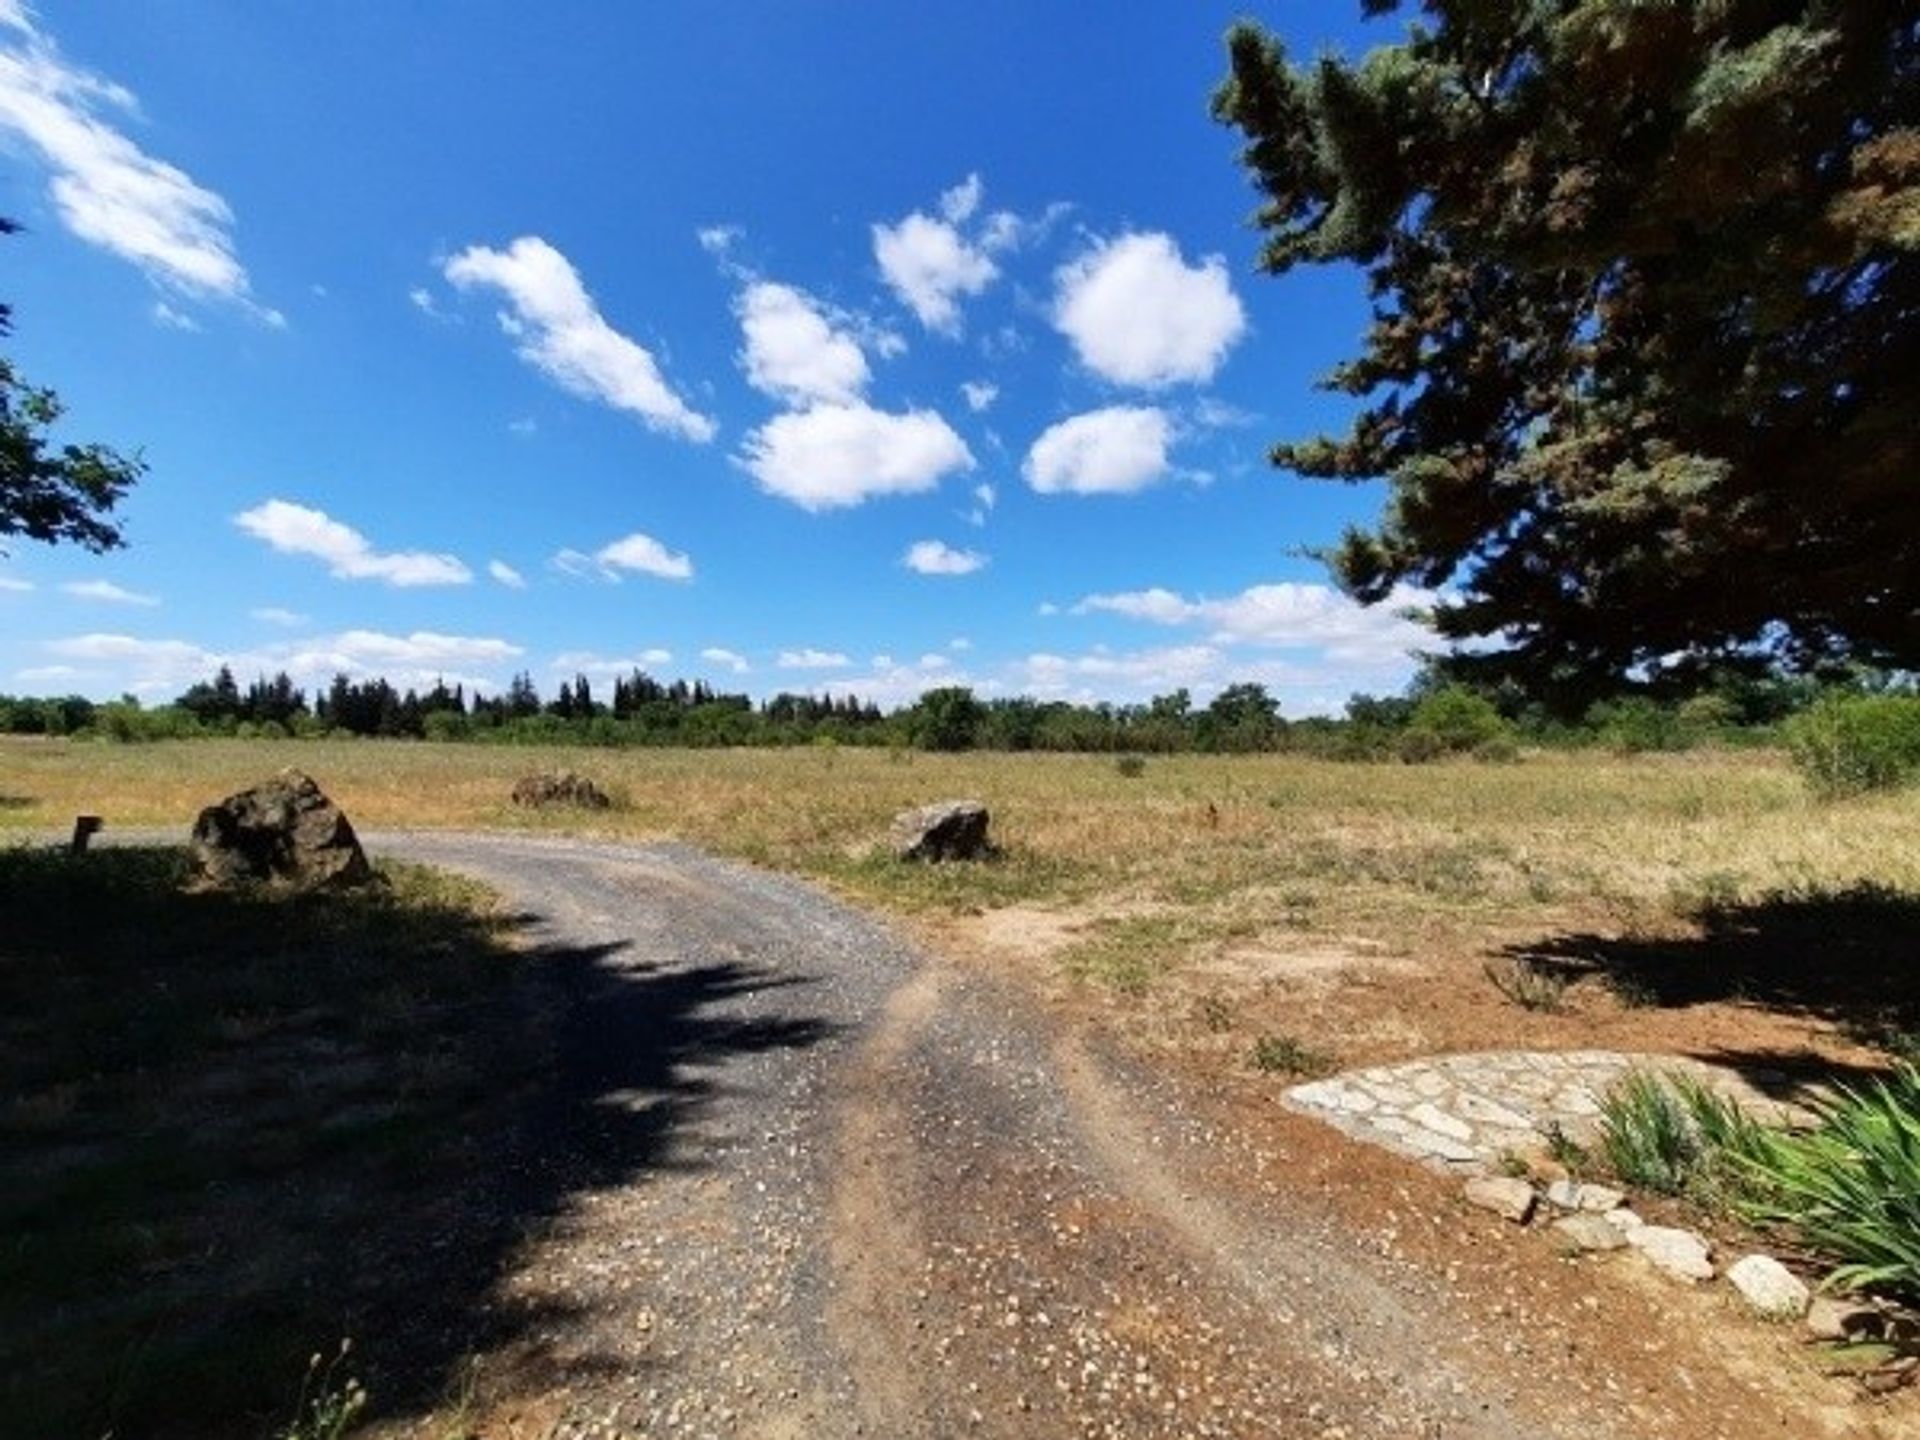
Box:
[1214,2,1917,707]
[2,220,145,553]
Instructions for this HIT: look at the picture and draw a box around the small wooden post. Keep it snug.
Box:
[70,815,102,855]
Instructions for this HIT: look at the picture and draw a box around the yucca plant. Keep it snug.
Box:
[1734,1066,1920,1302]
[1598,1070,1700,1195]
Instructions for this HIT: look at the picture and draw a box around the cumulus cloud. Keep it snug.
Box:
[235,499,472,587]
[1071,580,1434,664]
[737,281,869,405]
[40,628,524,697]
[443,236,715,442]
[62,579,156,606]
[777,648,851,670]
[551,649,673,678]
[558,531,693,582]
[700,646,749,675]
[738,402,973,511]
[1023,406,1173,495]
[903,539,986,576]
[487,559,526,589]
[873,177,1002,334]
[1053,233,1246,388]
[0,12,277,322]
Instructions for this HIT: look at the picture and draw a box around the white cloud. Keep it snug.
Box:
[16,663,78,683]
[873,180,1001,334]
[39,628,525,699]
[1037,601,1060,616]
[487,559,526,589]
[408,285,455,322]
[1053,232,1246,388]
[949,637,972,651]
[1023,406,1173,495]
[551,649,673,678]
[591,531,693,581]
[0,13,272,318]
[443,236,715,443]
[250,606,307,626]
[736,280,869,405]
[507,416,537,437]
[738,401,973,511]
[904,539,986,576]
[0,574,34,592]
[696,224,742,256]
[700,646,749,675]
[777,648,851,670]
[960,380,998,413]
[235,499,472,587]
[151,300,198,331]
[1071,581,1434,665]
[62,578,156,606]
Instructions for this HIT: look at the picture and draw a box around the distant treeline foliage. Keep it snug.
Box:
[3,665,1916,779]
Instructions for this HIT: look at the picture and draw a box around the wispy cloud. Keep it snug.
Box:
[0,9,273,319]
[487,559,526,589]
[444,236,715,442]
[249,606,307,626]
[700,646,750,675]
[234,499,472,587]
[554,531,694,582]
[777,648,851,670]
[1072,580,1434,664]
[62,578,157,606]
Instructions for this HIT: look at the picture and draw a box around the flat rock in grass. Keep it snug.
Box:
[191,769,372,891]
[890,800,991,862]
[1727,1255,1811,1319]
[1628,1225,1714,1282]
[1463,1176,1536,1224]
[1552,1213,1630,1253]
[1545,1179,1625,1212]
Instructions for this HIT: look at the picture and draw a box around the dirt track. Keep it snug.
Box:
[363,832,1888,1440]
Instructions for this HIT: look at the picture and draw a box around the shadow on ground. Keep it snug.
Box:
[1506,881,1920,1048]
[0,845,835,1439]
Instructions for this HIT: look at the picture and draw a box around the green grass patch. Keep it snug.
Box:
[0,844,539,1439]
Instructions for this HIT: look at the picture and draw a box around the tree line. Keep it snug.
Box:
[0,662,1904,759]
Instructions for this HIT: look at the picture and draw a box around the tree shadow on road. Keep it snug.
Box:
[0,845,837,1439]
[1504,881,1920,1056]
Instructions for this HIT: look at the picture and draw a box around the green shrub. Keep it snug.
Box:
[1472,735,1520,764]
[1598,1070,1701,1194]
[1248,1032,1334,1077]
[1395,727,1447,764]
[1784,694,1920,798]
[1407,685,1508,754]
[1734,1065,1920,1303]
[1114,754,1146,778]
[1483,956,1569,1012]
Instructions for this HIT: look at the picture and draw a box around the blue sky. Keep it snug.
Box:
[0,2,1432,714]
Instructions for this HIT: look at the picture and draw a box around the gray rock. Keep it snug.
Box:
[890,800,991,862]
[191,769,372,890]
[511,769,612,810]
[1463,1176,1536,1224]
[1574,1183,1626,1212]
[1552,1213,1629,1252]
[1726,1255,1811,1319]
[1603,1207,1645,1232]
[1544,1179,1582,1210]
[1628,1225,1714,1282]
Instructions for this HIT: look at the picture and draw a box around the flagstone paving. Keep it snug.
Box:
[1286,1050,1811,1173]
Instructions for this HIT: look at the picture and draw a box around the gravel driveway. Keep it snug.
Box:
[349,832,1798,1440]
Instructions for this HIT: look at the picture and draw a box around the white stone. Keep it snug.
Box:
[1455,1093,1535,1131]
[1334,1089,1378,1115]
[1574,1183,1626,1212]
[1289,1081,1341,1109]
[1602,1207,1645,1232]
[1544,1179,1583,1210]
[1552,1213,1629,1252]
[1405,1129,1479,1164]
[1629,1225,1714,1282]
[1727,1255,1811,1319]
[1407,1103,1473,1142]
[1464,1176,1537,1223]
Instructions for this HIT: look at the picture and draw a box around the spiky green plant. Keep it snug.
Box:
[1733,1066,1920,1303]
[1598,1070,1700,1195]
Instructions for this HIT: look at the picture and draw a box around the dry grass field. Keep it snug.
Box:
[6,735,1918,1080]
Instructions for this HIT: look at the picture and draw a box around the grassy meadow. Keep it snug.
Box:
[5,735,1918,1069]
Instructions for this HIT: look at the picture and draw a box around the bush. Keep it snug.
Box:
[1114,754,1146,779]
[1784,694,1920,798]
[1598,1070,1702,1194]
[1734,1065,1920,1303]
[1395,727,1447,764]
[1406,685,1509,753]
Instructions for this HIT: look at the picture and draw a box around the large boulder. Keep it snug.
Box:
[510,770,612,810]
[890,799,991,862]
[191,769,372,890]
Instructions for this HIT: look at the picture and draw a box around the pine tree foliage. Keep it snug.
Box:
[1214,2,1918,704]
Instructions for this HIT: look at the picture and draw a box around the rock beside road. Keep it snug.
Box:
[191,769,372,890]
[1463,1176,1536,1224]
[890,800,991,861]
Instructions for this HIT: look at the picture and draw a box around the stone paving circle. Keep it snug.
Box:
[1286,1050,1812,1173]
